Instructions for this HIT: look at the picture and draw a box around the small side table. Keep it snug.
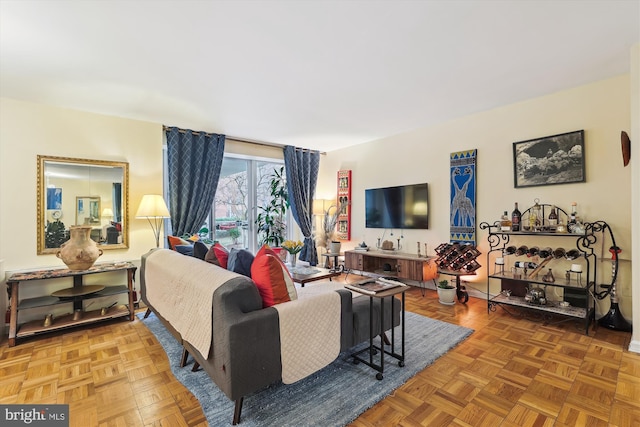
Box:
[321,252,343,272]
[349,285,407,380]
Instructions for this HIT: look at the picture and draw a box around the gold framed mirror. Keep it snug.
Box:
[37,155,129,254]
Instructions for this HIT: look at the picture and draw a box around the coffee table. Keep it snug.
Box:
[290,267,340,287]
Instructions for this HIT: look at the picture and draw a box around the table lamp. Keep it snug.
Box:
[136,195,170,248]
[101,208,114,222]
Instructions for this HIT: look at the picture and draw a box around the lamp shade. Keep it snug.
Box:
[102,208,114,217]
[136,195,170,218]
[312,199,325,216]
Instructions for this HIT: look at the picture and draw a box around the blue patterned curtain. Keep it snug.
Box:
[166,127,225,236]
[284,145,320,265]
[112,183,122,223]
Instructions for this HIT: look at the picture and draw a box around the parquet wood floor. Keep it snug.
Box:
[1,275,638,426]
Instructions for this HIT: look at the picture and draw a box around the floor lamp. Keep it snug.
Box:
[136,195,170,248]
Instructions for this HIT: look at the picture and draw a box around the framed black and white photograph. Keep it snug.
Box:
[513,130,585,188]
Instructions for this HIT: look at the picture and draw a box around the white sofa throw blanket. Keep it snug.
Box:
[145,250,242,358]
[274,283,342,384]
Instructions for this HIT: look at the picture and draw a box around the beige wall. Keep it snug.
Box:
[0,98,165,330]
[318,75,634,324]
[0,97,165,270]
[629,44,639,352]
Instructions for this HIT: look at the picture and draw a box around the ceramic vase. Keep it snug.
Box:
[56,225,103,270]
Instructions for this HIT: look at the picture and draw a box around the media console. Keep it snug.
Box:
[344,250,438,295]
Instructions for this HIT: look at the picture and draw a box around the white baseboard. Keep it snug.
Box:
[629,339,640,354]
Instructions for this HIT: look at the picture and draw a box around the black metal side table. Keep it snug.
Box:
[349,285,407,380]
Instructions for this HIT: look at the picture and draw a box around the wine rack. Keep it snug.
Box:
[479,219,611,335]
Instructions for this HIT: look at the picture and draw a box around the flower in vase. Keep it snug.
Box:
[282,239,304,254]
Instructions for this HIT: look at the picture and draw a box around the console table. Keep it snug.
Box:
[344,250,438,295]
[6,262,136,346]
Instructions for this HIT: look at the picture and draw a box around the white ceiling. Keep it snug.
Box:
[1,0,638,152]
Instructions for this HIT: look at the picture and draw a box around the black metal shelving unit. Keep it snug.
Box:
[479,209,615,335]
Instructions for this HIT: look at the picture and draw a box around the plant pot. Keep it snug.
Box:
[270,247,288,263]
[329,241,341,254]
[437,287,456,305]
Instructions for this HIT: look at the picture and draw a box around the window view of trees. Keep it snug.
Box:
[200,157,286,252]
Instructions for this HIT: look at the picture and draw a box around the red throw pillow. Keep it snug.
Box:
[256,244,278,259]
[212,243,229,269]
[204,245,220,266]
[255,245,295,290]
[251,253,297,307]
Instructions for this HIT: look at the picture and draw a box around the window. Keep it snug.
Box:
[201,156,288,252]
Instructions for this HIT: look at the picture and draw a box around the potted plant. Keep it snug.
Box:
[255,166,288,248]
[436,279,456,305]
[45,219,68,249]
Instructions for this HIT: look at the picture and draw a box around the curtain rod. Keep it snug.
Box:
[162,125,326,155]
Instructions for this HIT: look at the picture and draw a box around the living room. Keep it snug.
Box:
[1,1,639,426]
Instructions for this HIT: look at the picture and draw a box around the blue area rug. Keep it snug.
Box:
[139,311,473,426]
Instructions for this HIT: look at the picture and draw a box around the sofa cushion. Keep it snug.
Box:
[174,244,194,256]
[168,235,191,250]
[255,244,278,259]
[193,241,209,260]
[204,245,220,265]
[251,253,297,307]
[227,248,255,277]
[210,243,229,269]
[255,245,296,297]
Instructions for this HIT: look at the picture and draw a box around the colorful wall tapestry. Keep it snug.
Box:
[450,150,477,245]
[336,170,351,240]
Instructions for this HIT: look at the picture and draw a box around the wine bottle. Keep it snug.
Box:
[435,243,451,255]
[568,202,577,232]
[445,246,461,261]
[538,247,553,258]
[503,246,517,256]
[511,202,521,232]
[450,258,466,270]
[565,249,581,260]
[463,260,481,272]
[515,245,528,256]
[500,211,512,232]
[527,246,539,257]
[548,207,558,230]
[463,246,481,259]
[552,247,566,259]
[514,261,538,269]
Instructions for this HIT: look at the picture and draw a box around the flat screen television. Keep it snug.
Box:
[365,183,429,229]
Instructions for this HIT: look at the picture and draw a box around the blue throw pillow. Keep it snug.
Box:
[227,248,255,277]
[175,245,194,257]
